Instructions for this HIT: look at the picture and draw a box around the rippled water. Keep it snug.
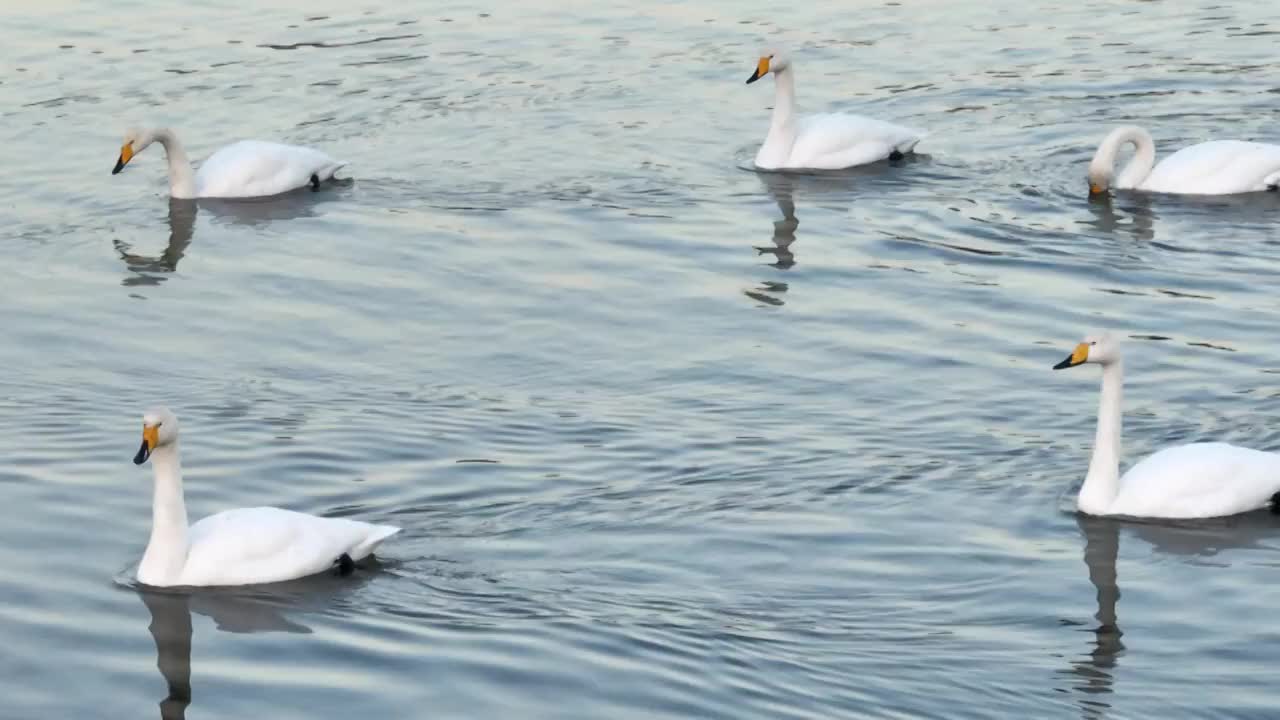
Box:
[5,1,1280,718]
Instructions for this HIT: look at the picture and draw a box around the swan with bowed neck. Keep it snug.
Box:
[745,51,924,171]
[132,407,399,587]
[1053,333,1280,518]
[1087,126,1280,196]
[112,127,347,199]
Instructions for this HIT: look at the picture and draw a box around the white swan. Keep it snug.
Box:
[745,51,924,171]
[1087,126,1280,196]
[1053,333,1280,518]
[112,127,347,199]
[132,407,399,587]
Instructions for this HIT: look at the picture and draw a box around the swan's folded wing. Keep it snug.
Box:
[195,141,345,198]
[1144,140,1280,194]
[1114,442,1280,518]
[181,507,391,585]
[789,114,924,169]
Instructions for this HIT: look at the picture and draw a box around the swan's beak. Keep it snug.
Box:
[134,425,158,465]
[746,57,770,84]
[1053,342,1090,370]
[113,143,134,175]
[1088,181,1105,196]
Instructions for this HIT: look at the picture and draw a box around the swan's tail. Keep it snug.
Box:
[351,524,401,560]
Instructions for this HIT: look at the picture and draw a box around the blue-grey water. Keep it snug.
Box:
[5,1,1280,718]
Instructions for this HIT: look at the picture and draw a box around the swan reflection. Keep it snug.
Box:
[1064,513,1280,718]
[116,199,196,287]
[138,566,378,718]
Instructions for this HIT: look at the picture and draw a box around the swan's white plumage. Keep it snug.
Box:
[747,51,923,171]
[133,407,398,587]
[1089,126,1280,195]
[1106,442,1280,519]
[114,127,346,199]
[195,140,347,199]
[1056,333,1280,519]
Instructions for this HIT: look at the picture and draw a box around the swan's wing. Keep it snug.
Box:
[788,114,924,170]
[1143,141,1280,194]
[195,140,347,199]
[1114,442,1280,518]
[181,507,399,586]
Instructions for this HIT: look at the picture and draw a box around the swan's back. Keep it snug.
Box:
[181,507,399,586]
[195,140,346,198]
[786,114,923,170]
[1112,442,1280,518]
[1144,140,1280,194]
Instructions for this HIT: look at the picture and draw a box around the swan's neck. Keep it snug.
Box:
[138,443,190,585]
[757,68,799,166]
[1093,126,1156,190]
[152,129,198,200]
[1079,361,1123,514]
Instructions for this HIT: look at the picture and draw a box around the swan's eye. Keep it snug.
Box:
[1089,342,1097,346]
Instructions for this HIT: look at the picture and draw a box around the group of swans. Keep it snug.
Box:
[111,51,1280,199]
[113,51,1280,591]
[743,51,1280,194]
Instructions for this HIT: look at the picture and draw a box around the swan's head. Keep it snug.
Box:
[1053,332,1121,370]
[134,406,180,465]
[113,127,155,175]
[1086,159,1111,196]
[746,50,790,84]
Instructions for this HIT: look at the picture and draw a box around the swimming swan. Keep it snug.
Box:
[132,407,399,587]
[745,51,924,171]
[1087,126,1280,196]
[1053,333,1280,518]
[112,127,347,199]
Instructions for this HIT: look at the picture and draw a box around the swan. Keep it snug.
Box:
[745,51,924,171]
[1087,126,1280,196]
[1053,333,1280,518]
[131,407,399,587]
[112,127,347,199]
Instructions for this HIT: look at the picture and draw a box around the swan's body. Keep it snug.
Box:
[133,407,398,587]
[1054,334,1280,519]
[746,52,923,171]
[113,128,347,199]
[1087,126,1280,195]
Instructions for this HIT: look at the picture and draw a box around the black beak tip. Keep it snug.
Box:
[112,157,125,175]
[133,440,151,465]
[1052,358,1074,371]
[746,72,761,85]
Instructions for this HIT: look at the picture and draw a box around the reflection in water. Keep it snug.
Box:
[138,569,376,719]
[754,173,799,270]
[115,199,196,288]
[199,180,352,228]
[1081,193,1155,243]
[140,590,193,720]
[1064,515,1124,719]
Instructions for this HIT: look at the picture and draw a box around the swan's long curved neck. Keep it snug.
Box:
[1093,127,1156,190]
[138,443,190,585]
[757,68,799,165]
[151,129,197,199]
[1078,361,1123,515]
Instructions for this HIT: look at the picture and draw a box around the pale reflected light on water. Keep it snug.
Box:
[4,1,1280,718]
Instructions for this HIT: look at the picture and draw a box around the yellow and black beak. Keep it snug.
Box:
[1088,181,1105,196]
[746,57,770,84]
[134,425,158,465]
[113,142,134,175]
[1053,342,1090,370]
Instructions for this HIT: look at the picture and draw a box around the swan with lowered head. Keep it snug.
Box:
[745,51,924,171]
[1053,333,1280,518]
[132,407,399,587]
[112,127,347,199]
[1087,126,1280,196]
